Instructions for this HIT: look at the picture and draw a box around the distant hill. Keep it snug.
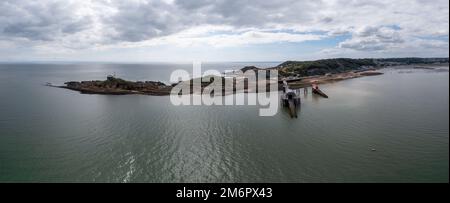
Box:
[275,58,448,77]
[374,57,449,65]
[276,58,376,77]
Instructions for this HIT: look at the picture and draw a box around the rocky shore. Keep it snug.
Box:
[59,75,173,96]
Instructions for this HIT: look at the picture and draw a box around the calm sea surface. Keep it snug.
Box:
[0,63,448,182]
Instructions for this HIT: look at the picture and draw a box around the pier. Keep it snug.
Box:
[281,80,301,118]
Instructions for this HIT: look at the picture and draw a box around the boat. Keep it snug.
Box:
[312,84,328,98]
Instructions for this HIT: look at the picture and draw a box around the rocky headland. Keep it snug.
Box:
[54,58,448,96]
[59,76,173,96]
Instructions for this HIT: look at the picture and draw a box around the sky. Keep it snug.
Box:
[0,0,448,62]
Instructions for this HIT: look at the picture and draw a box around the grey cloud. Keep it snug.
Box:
[175,0,214,10]
[339,26,405,51]
[0,0,447,58]
[340,38,389,51]
[0,0,93,41]
[105,0,321,42]
[196,0,321,26]
[355,26,403,41]
[356,26,383,37]
[320,17,334,24]
[104,1,185,42]
[109,0,321,40]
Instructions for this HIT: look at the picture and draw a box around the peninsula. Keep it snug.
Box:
[55,58,449,95]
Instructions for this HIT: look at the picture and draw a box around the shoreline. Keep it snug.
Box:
[287,70,383,89]
[52,63,449,96]
[53,70,384,96]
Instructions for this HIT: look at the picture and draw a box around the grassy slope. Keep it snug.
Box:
[277,58,376,77]
[276,58,449,77]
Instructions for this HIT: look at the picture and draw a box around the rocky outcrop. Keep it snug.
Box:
[240,66,260,72]
[60,76,172,96]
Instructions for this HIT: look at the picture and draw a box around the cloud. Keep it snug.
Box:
[0,0,448,60]
[164,28,325,47]
[0,0,94,41]
[104,0,183,42]
[339,26,405,51]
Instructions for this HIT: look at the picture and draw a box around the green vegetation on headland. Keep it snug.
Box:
[277,58,376,77]
[61,75,172,95]
[375,57,449,65]
[276,58,449,77]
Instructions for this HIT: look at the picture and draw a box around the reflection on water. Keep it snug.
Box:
[0,64,448,182]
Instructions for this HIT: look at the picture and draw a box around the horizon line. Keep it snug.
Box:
[0,56,448,65]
